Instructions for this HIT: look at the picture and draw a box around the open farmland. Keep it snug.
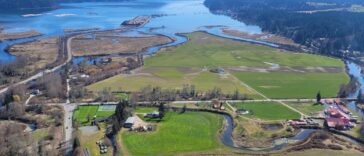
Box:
[121,112,225,155]
[233,72,349,98]
[233,102,301,120]
[87,32,349,99]
[88,66,257,96]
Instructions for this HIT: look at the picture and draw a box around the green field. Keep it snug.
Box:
[233,72,349,98]
[233,102,301,120]
[145,32,343,68]
[88,67,257,96]
[87,32,348,99]
[73,105,115,125]
[134,107,157,113]
[121,112,224,155]
[285,102,324,115]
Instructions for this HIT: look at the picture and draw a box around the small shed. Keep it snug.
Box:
[124,117,136,128]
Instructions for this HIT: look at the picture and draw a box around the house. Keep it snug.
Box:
[333,98,342,104]
[288,119,307,126]
[325,117,351,130]
[337,104,350,114]
[124,117,135,128]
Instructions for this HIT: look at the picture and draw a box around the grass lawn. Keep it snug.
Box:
[134,107,157,113]
[233,72,349,98]
[121,112,225,155]
[285,102,324,115]
[233,102,301,120]
[114,93,129,101]
[73,105,115,126]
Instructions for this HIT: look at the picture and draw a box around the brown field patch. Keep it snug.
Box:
[8,37,59,73]
[71,33,173,56]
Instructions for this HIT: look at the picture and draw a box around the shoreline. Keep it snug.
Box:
[71,32,174,57]
[0,30,42,41]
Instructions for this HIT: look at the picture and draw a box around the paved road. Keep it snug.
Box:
[62,103,76,155]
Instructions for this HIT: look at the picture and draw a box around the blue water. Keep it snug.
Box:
[346,62,364,117]
[0,0,263,62]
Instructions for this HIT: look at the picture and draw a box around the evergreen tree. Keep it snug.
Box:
[111,100,130,134]
[357,90,363,103]
[159,102,165,119]
[316,91,322,103]
[73,137,80,149]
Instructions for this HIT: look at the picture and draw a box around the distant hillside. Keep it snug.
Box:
[0,0,130,10]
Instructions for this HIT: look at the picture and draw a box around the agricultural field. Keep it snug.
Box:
[88,67,256,95]
[87,32,349,99]
[285,102,324,116]
[121,112,225,155]
[73,105,115,125]
[144,32,343,68]
[233,102,301,120]
[233,72,349,98]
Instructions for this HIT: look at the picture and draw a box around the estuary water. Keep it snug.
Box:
[0,0,263,62]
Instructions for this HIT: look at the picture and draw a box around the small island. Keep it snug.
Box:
[121,16,151,27]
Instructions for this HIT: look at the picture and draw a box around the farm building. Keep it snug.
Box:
[124,117,136,128]
[325,117,351,130]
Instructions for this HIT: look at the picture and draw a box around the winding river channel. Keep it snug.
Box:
[1,0,364,152]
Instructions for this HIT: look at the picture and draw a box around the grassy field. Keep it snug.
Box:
[121,112,225,155]
[88,67,257,96]
[233,72,349,98]
[233,102,301,120]
[73,105,115,125]
[87,32,348,99]
[285,102,324,115]
[145,32,343,68]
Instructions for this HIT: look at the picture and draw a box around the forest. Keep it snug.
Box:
[205,0,364,60]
